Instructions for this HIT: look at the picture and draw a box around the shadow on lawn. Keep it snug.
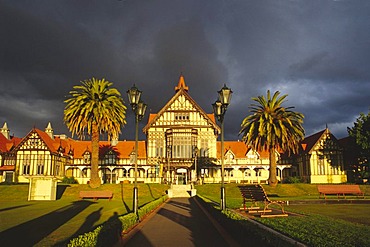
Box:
[0,204,31,212]
[0,200,95,246]
[54,206,103,246]
[121,182,130,212]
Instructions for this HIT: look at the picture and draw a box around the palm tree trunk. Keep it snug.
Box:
[268,147,278,187]
[90,122,101,188]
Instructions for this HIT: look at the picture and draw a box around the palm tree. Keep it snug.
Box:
[64,78,127,188]
[239,90,304,187]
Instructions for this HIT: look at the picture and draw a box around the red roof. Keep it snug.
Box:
[0,133,21,153]
[217,141,270,159]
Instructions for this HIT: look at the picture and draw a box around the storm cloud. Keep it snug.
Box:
[0,0,369,140]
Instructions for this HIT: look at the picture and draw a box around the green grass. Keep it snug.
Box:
[196,183,370,247]
[0,183,169,246]
[1,183,369,246]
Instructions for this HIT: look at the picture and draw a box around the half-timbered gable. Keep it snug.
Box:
[13,126,69,183]
[294,128,346,183]
[143,75,220,183]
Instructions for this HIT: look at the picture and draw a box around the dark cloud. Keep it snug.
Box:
[0,0,369,141]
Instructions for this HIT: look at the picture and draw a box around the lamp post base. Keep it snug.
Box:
[220,186,226,210]
[133,186,138,216]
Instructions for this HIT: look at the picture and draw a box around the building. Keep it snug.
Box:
[0,75,347,184]
[285,128,347,183]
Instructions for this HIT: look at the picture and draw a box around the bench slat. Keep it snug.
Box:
[317,185,364,199]
[238,185,286,216]
[79,191,113,200]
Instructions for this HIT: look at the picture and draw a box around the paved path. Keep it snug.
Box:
[121,197,239,247]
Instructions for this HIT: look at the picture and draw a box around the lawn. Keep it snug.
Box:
[0,183,169,246]
[196,183,370,247]
[1,183,369,246]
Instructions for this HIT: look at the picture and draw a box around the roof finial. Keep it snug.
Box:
[175,73,189,92]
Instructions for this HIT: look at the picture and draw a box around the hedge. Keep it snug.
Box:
[67,195,168,247]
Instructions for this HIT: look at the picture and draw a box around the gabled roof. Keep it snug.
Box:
[143,75,219,133]
[70,140,147,159]
[217,141,270,159]
[300,128,339,153]
[0,133,20,153]
[14,128,71,156]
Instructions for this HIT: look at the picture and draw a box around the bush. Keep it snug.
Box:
[283,176,302,184]
[62,176,78,184]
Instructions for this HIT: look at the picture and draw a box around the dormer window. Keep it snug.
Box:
[104,150,117,165]
[130,151,136,164]
[83,152,91,164]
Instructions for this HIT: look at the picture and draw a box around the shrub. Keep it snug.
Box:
[62,176,78,184]
[283,176,302,184]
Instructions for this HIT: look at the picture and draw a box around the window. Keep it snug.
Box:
[55,164,60,176]
[172,136,192,158]
[155,139,163,158]
[174,113,190,121]
[37,164,44,175]
[104,151,116,165]
[318,157,325,175]
[22,154,31,175]
[36,155,44,175]
[55,156,62,176]
[23,164,30,175]
[83,152,91,164]
[200,139,209,157]
[82,169,88,178]
[201,168,208,177]
[130,151,135,164]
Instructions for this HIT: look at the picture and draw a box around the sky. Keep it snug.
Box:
[0,0,369,141]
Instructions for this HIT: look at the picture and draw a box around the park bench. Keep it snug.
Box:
[238,185,287,217]
[79,190,113,200]
[317,185,364,200]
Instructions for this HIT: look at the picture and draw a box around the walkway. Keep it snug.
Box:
[120,197,239,247]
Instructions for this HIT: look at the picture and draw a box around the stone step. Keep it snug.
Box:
[168,184,196,198]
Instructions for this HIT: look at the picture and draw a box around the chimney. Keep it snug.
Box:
[111,135,118,146]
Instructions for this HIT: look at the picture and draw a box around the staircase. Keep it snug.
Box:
[168,184,197,198]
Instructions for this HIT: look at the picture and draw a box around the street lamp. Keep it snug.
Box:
[212,84,232,211]
[167,145,171,184]
[193,146,198,183]
[127,84,147,216]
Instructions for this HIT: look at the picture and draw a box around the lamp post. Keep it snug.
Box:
[193,146,198,183]
[212,84,232,211]
[127,84,147,216]
[166,145,172,184]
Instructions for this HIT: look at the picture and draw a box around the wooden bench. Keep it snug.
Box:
[238,185,287,217]
[79,191,113,200]
[317,185,364,200]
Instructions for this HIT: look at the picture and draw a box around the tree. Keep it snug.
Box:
[347,110,370,182]
[239,90,305,187]
[64,78,127,188]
